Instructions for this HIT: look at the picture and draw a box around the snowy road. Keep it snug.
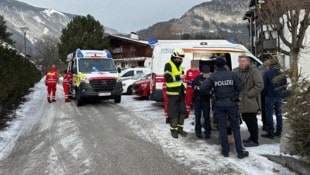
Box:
[0,80,195,175]
[0,80,294,175]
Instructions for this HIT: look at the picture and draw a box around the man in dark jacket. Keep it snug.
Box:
[234,56,264,147]
[192,65,211,139]
[201,57,249,159]
[164,48,187,139]
[261,58,287,139]
[258,58,270,132]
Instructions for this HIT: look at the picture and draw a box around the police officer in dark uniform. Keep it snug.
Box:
[201,57,249,159]
[192,65,211,139]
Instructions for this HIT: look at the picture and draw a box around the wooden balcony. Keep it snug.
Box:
[256,39,277,54]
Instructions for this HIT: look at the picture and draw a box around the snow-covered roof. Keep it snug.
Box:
[109,34,150,46]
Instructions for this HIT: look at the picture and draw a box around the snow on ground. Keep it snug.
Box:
[118,96,294,175]
[0,79,46,161]
[0,79,91,174]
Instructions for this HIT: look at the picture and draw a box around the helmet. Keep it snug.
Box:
[172,48,185,59]
[51,65,57,72]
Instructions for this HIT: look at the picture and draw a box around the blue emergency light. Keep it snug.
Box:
[77,49,84,58]
[103,49,113,59]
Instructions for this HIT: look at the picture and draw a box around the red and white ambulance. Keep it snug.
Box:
[149,40,262,102]
[66,49,122,106]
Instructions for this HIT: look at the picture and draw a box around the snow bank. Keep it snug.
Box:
[0,79,46,161]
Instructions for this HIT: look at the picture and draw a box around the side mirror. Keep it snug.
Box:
[117,67,121,73]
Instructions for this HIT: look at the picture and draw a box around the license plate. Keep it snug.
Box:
[98,92,111,96]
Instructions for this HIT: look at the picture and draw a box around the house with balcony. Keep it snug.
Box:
[108,33,152,69]
[244,0,310,78]
[244,0,279,61]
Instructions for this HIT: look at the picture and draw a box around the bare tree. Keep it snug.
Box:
[259,0,310,83]
[35,36,62,73]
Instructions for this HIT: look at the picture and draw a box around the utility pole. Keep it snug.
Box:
[20,27,29,55]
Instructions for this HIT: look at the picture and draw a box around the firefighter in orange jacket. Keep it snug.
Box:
[63,70,72,102]
[185,61,201,118]
[45,65,58,103]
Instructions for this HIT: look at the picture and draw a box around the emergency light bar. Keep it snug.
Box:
[76,49,113,59]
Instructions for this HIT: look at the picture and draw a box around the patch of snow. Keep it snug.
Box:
[117,96,294,175]
[46,147,65,175]
[33,15,45,24]
[43,8,65,17]
[43,27,49,34]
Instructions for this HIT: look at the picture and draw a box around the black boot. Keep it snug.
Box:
[238,151,249,159]
[222,151,229,157]
[274,132,282,137]
[262,125,268,132]
[261,132,274,139]
[196,133,203,139]
[178,127,188,137]
[171,130,178,139]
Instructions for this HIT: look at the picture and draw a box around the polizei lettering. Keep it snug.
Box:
[214,80,234,87]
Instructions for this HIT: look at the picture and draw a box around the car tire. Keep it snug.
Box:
[127,86,133,95]
[114,95,121,103]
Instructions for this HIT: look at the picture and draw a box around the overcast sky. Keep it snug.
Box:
[18,0,209,33]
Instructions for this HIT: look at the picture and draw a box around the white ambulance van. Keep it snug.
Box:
[149,40,262,102]
[66,49,122,106]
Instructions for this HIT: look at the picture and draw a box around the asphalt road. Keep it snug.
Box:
[0,83,197,175]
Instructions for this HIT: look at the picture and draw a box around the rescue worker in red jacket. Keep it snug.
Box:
[185,61,201,118]
[63,70,72,102]
[45,65,58,103]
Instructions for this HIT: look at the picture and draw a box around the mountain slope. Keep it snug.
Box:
[137,0,249,42]
[0,0,118,54]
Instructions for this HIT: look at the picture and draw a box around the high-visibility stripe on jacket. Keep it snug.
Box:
[165,60,183,96]
[63,73,72,85]
[46,71,58,84]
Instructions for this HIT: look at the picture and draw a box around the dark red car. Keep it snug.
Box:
[132,74,151,98]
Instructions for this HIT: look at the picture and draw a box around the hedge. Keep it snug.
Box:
[0,46,41,104]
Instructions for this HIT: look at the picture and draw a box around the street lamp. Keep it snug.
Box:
[20,27,29,55]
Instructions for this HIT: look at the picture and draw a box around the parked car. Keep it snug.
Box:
[120,67,151,79]
[132,74,152,98]
[121,73,150,94]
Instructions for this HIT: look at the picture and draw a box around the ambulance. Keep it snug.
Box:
[66,49,122,106]
[149,40,263,102]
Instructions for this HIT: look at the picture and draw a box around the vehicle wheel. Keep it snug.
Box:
[76,91,83,106]
[146,91,151,100]
[114,95,121,103]
[127,86,133,95]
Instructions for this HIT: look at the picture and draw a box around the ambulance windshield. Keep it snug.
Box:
[78,59,116,73]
